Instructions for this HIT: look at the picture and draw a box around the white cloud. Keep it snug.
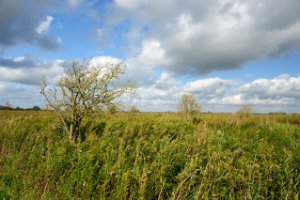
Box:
[36,16,54,34]
[154,72,177,90]
[107,0,300,75]
[184,78,235,94]
[137,39,169,66]
[127,86,180,112]
[0,56,64,85]
[123,73,300,113]
[238,74,300,100]
[1,55,299,113]
[203,74,300,111]
[0,83,45,108]
[0,57,63,108]
[121,57,154,86]
[68,0,81,7]
[90,56,122,67]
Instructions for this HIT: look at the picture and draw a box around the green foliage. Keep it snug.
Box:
[128,105,140,113]
[41,61,133,142]
[237,104,253,117]
[178,93,201,122]
[0,111,299,199]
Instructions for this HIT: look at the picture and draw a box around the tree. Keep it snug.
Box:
[31,106,42,111]
[41,61,133,142]
[178,93,201,122]
[4,101,12,109]
[128,105,139,113]
[236,105,253,117]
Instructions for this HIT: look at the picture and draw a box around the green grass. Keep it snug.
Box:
[0,111,299,199]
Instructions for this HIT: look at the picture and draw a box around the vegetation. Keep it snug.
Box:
[4,102,12,109]
[237,104,253,117]
[0,110,299,199]
[178,93,201,122]
[128,105,140,113]
[41,61,132,142]
[0,105,42,111]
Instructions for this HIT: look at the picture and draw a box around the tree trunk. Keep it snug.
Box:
[68,124,74,141]
[70,117,82,142]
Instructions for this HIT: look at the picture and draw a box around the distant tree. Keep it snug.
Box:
[237,105,253,117]
[31,106,42,111]
[41,61,133,142]
[268,112,286,115]
[178,93,201,122]
[128,105,140,113]
[4,101,12,109]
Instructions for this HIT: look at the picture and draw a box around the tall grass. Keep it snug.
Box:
[0,111,299,199]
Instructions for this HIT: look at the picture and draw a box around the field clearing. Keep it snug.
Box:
[0,111,299,199]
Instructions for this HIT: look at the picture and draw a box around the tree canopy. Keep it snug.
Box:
[41,61,133,142]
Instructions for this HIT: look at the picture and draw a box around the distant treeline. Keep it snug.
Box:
[0,105,291,115]
[0,105,42,111]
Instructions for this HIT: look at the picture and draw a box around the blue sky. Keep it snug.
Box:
[0,0,300,113]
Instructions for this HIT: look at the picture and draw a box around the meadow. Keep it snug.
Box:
[0,110,299,199]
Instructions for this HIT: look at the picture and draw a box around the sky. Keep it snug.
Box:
[0,0,300,113]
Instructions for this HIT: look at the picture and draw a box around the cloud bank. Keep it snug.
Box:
[126,73,300,113]
[104,0,300,75]
[0,55,299,112]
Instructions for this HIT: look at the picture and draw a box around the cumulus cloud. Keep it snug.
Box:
[88,53,300,113]
[236,74,300,104]
[90,56,122,67]
[89,56,165,95]
[0,56,120,105]
[197,74,300,112]
[0,0,66,51]
[137,39,170,67]
[90,0,300,112]
[0,82,45,108]
[36,16,54,34]
[123,72,300,113]
[200,74,300,108]
[126,86,180,112]
[0,56,64,108]
[0,56,65,85]
[154,72,177,90]
[184,78,236,99]
[106,0,300,75]
[1,54,299,113]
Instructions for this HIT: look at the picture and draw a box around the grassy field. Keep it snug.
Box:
[0,111,299,199]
